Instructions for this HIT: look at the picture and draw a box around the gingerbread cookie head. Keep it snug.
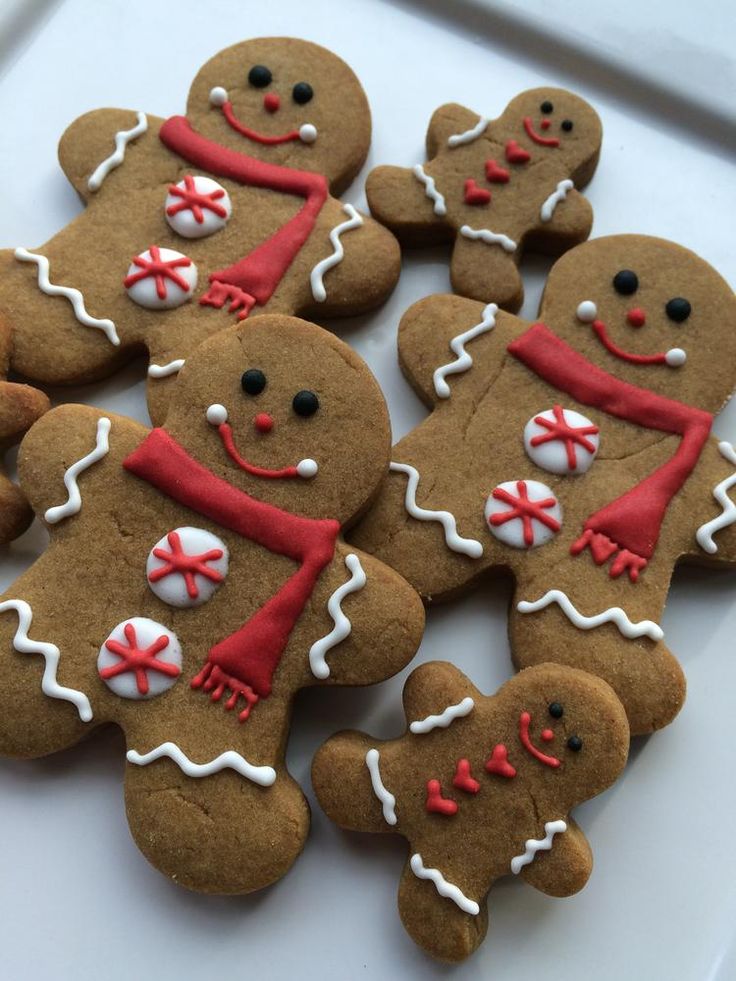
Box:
[187,37,371,193]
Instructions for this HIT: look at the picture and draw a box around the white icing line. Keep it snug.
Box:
[447,115,488,148]
[410,853,480,915]
[391,461,483,559]
[0,600,92,722]
[126,741,276,786]
[510,819,567,874]
[148,359,185,379]
[44,417,111,525]
[412,164,446,216]
[539,179,574,222]
[696,441,736,554]
[459,224,517,253]
[517,589,663,642]
[87,111,148,192]
[409,696,475,734]
[433,303,498,398]
[310,203,363,302]
[365,748,397,825]
[14,248,120,346]
[309,553,367,679]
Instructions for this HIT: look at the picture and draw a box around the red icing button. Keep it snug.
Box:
[452,758,480,794]
[463,178,491,206]
[485,744,517,778]
[485,159,510,183]
[505,139,531,164]
[425,779,458,816]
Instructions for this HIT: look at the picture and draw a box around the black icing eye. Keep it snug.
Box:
[613,269,639,295]
[292,390,319,417]
[561,119,573,132]
[665,297,691,323]
[292,82,313,105]
[540,100,554,114]
[548,702,564,719]
[241,369,267,395]
[248,65,272,88]
[567,736,583,752]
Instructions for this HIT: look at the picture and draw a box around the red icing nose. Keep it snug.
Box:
[627,307,647,327]
[540,119,551,130]
[263,92,280,113]
[254,413,274,433]
[541,728,554,742]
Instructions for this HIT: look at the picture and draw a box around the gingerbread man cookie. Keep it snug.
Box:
[1,37,400,423]
[350,235,736,735]
[313,661,629,962]
[367,87,602,310]
[0,314,424,894]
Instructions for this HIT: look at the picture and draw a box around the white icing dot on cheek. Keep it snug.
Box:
[665,348,687,367]
[299,123,318,144]
[297,458,318,478]
[576,300,598,323]
[209,86,228,107]
[206,403,228,426]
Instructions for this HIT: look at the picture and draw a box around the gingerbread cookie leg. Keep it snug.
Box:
[449,231,524,311]
[0,380,50,541]
[516,816,592,896]
[525,187,594,256]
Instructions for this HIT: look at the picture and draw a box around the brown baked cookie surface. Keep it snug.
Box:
[313,661,629,962]
[350,235,736,735]
[1,37,400,423]
[0,314,424,894]
[366,87,601,310]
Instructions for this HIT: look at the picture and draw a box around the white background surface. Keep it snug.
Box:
[1,1,735,978]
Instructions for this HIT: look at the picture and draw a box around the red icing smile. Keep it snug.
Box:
[592,319,669,366]
[519,711,561,768]
[219,99,302,145]
[207,405,317,479]
[523,116,560,147]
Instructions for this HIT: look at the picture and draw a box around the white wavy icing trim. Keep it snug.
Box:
[433,303,497,398]
[412,164,446,216]
[540,179,574,222]
[14,248,120,346]
[309,203,363,302]
[87,111,148,191]
[0,600,92,722]
[447,115,488,148]
[410,853,480,915]
[126,741,276,786]
[409,696,475,734]
[510,819,567,874]
[517,589,663,642]
[148,359,185,379]
[696,441,736,554]
[309,553,366,679]
[365,748,397,825]
[391,461,483,559]
[44,417,111,525]
[459,224,517,253]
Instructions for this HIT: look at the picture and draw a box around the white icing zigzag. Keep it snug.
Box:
[412,164,446,216]
[540,179,574,222]
[126,741,276,786]
[410,696,475,734]
[447,115,488,148]
[696,441,736,554]
[0,600,93,722]
[517,589,664,642]
[510,819,567,874]
[391,461,483,559]
[310,203,364,302]
[14,248,120,346]
[44,417,111,525]
[87,111,148,191]
[460,224,517,253]
[365,748,397,825]
[410,853,480,915]
[433,303,498,398]
[309,553,367,679]
[148,359,185,379]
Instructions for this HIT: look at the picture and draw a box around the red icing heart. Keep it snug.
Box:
[425,779,459,815]
[485,744,517,778]
[505,140,531,165]
[485,159,510,183]
[452,758,480,794]
[464,178,491,206]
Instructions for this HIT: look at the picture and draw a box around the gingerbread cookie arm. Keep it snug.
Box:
[312,729,395,834]
[517,816,593,897]
[682,434,736,564]
[526,187,594,257]
[401,661,480,726]
[366,165,452,246]
[425,103,490,158]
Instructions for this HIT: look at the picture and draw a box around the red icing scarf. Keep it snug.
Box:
[160,116,328,316]
[123,429,339,710]
[508,323,712,572]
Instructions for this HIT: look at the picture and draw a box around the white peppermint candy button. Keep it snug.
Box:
[124,246,197,309]
[485,479,562,549]
[165,175,232,239]
[147,527,229,608]
[523,406,600,475]
[97,617,182,699]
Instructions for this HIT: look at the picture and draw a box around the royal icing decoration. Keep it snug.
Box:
[87,111,148,192]
[126,741,276,787]
[208,85,318,144]
[459,224,517,253]
[14,248,120,346]
[452,758,480,793]
[309,553,366,679]
[510,819,567,874]
[97,617,182,699]
[146,527,229,608]
[44,417,111,524]
[485,480,562,548]
[365,748,397,825]
[425,779,458,815]
[695,441,736,554]
[523,405,600,475]
[463,179,491,206]
[575,300,687,367]
[412,164,446,216]
[447,115,488,148]
[206,402,318,478]
[124,246,198,309]
[309,204,363,303]
[539,179,574,222]
[0,599,92,721]
[391,461,483,559]
[433,303,497,398]
[165,174,232,239]
[147,359,185,378]
[409,696,475,734]
[409,853,480,915]
[517,589,664,641]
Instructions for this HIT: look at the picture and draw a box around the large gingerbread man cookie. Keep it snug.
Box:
[313,661,629,962]
[1,37,400,423]
[367,87,602,310]
[350,235,736,735]
[0,314,424,894]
